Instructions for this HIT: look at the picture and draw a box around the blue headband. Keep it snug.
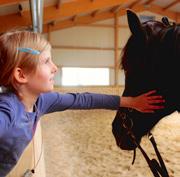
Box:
[17,47,40,55]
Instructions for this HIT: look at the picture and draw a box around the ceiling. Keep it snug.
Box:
[0,0,179,33]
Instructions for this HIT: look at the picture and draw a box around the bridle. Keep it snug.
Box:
[120,110,170,177]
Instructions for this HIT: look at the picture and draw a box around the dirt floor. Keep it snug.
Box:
[41,87,180,177]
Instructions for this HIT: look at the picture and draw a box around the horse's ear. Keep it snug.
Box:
[162,17,176,27]
[127,10,144,37]
[162,17,170,26]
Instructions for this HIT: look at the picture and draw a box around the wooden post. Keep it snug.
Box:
[114,12,119,86]
[47,23,51,42]
[176,13,180,23]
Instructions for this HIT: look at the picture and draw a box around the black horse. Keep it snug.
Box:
[112,10,180,177]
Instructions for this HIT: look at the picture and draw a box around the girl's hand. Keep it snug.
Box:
[120,90,165,113]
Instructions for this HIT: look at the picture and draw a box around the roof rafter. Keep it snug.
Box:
[44,5,180,32]
[43,0,135,23]
[0,0,26,6]
[91,9,100,17]
[144,0,156,5]
[131,3,177,20]
[127,0,141,9]
[0,0,179,33]
[0,0,135,33]
[163,0,179,11]
[43,10,124,33]
[56,0,62,9]
[71,15,78,22]
[18,3,23,16]
[110,5,121,13]
[176,13,180,23]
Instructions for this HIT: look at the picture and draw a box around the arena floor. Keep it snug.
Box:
[41,87,180,177]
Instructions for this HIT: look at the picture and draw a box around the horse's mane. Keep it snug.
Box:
[120,15,180,110]
[121,20,166,72]
[121,21,180,73]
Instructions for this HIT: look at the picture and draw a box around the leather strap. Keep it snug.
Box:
[122,118,169,177]
[125,123,169,177]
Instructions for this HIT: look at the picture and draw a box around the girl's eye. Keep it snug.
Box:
[45,58,50,64]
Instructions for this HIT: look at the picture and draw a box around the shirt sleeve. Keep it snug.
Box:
[0,102,12,138]
[0,113,6,138]
[38,92,120,114]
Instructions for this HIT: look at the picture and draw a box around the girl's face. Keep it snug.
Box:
[26,49,58,94]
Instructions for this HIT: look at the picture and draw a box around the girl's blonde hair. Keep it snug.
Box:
[0,30,51,91]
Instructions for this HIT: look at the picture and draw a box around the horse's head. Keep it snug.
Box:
[112,10,180,150]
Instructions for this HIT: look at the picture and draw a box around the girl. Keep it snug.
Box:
[0,30,164,176]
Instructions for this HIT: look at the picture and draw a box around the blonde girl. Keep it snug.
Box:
[0,30,164,176]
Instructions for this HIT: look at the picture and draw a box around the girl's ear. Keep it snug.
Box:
[127,9,145,38]
[13,67,28,84]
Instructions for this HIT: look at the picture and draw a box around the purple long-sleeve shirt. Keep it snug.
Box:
[0,92,120,176]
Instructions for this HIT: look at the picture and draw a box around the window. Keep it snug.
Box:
[62,67,109,86]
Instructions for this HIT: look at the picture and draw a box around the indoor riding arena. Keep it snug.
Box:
[0,0,179,177]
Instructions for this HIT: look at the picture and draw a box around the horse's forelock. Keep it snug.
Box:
[142,21,166,38]
[121,21,168,73]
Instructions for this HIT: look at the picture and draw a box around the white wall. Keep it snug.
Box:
[49,24,127,86]
[52,48,114,67]
[46,11,170,86]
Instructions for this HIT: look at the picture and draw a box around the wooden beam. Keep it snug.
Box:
[127,0,140,9]
[144,0,156,5]
[80,24,128,28]
[47,23,52,42]
[18,3,23,16]
[71,15,78,22]
[0,13,31,33]
[0,0,26,6]
[91,9,100,17]
[111,5,121,13]
[56,0,62,9]
[131,4,178,20]
[176,13,180,23]
[0,0,178,33]
[56,65,115,69]
[163,0,179,11]
[0,0,135,33]
[42,0,135,23]
[42,4,179,33]
[42,10,117,33]
[114,12,119,86]
[52,45,122,51]
[42,9,130,33]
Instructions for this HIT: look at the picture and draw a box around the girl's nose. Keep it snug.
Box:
[51,61,58,73]
[52,62,58,73]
